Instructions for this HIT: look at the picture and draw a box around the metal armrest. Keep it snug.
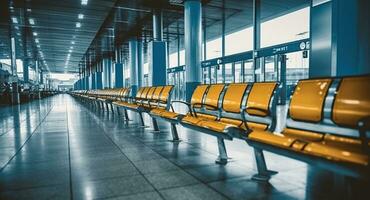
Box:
[358,116,370,154]
[171,100,193,116]
[191,103,219,118]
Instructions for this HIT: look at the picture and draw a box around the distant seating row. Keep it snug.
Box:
[71,75,369,181]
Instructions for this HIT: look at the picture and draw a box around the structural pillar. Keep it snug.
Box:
[184,0,202,102]
[129,39,138,96]
[253,0,261,82]
[137,40,143,88]
[10,37,20,104]
[153,9,163,41]
[309,0,370,77]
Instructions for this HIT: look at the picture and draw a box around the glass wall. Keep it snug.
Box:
[261,7,310,48]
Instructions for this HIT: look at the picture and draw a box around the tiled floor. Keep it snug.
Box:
[0,94,368,200]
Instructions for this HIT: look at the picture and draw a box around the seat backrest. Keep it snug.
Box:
[332,76,370,128]
[159,85,174,103]
[222,83,248,113]
[289,79,332,122]
[191,85,209,106]
[135,87,144,98]
[146,87,157,100]
[152,86,164,101]
[139,87,150,99]
[203,84,225,110]
[246,82,278,117]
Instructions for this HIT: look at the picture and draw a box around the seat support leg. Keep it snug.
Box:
[124,110,130,121]
[138,112,145,127]
[169,123,181,142]
[151,118,160,132]
[116,106,121,116]
[251,148,278,182]
[105,103,110,112]
[110,103,114,113]
[215,137,229,165]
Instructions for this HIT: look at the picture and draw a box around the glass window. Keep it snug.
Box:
[235,62,242,83]
[179,50,185,66]
[244,60,254,82]
[169,53,178,68]
[225,27,253,56]
[224,63,233,83]
[206,38,222,60]
[261,7,310,48]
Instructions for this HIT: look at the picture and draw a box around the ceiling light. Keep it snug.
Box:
[70,46,74,49]
[27,8,32,12]
[81,0,88,5]
[16,32,20,36]
[12,17,18,23]
[15,26,19,29]
[35,39,39,43]
[33,32,37,36]
[71,41,75,44]
[68,49,72,53]
[29,18,35,25]
[76,22,81,28]
[78,14,84,19]
[37,45,40,48]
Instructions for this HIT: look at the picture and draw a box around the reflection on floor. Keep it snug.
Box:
[0,94,368,200]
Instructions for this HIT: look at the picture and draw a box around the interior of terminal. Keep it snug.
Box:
[0,0,369,199]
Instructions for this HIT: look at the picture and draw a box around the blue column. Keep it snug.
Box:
[310,0,370,77]
[96,72,103,89]
[23,59,29,82]
[184,0,202,102]
[137,40,143,88]
[115,63,124,88]
[91,73,96,89]
[129,39,138,96]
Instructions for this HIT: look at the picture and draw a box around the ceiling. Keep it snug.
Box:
[0,0,310,75]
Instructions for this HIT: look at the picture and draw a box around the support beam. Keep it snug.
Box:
[184,0,202,102]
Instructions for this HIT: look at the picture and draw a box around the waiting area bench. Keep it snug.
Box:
[112,85,174,130]
[150,82,279,164]
[246,75,370,181]
[70,74,369,183]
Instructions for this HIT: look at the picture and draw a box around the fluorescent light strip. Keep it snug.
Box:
[29,18,35,25]
[12,17,18,24]
[76,22,81,28]
[78,14,84,19]
[81,0,88,5]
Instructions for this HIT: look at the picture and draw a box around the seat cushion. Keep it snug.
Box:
[248,131,295,148]
[151,109,179,120]
[304,142,368,166]
[197,120,238,133]
[113,101,139,109]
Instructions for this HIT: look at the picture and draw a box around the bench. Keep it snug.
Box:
[151,82,279,164]
[113,85,174,129]
[246,75,370,181]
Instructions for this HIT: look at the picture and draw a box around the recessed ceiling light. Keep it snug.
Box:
[71,41,75,44]
[15,26,19,29]
[29,18,35,25]
[81,0,88,5]
[37,45,40,48]
[16,32,20,36]
[68,49,72,53]
[76,22,81,28]
[33,32,37,36]
[12,17,18,23]
[27,8,32,12]
[35,39,39,43]
[78,14,84,19]
[70,46,74,49]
